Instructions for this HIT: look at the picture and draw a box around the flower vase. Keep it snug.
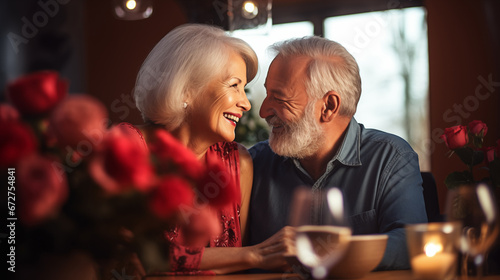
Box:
[447,183,500,278]
[484,187,500,275]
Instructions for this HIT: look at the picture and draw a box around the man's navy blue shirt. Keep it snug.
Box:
[248,118,428,270]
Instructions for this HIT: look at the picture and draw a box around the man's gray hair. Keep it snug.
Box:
[270,36,361,117]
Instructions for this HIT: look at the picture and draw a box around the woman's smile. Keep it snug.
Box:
[223,112,241,126]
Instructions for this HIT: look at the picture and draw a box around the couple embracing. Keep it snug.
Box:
[127,23,427,276]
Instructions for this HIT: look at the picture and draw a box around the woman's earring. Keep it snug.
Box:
[183,102,188,109]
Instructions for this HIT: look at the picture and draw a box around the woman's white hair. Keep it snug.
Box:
[134,24,258,129]
[270,36,362,117]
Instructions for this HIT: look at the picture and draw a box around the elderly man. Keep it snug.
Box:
[248,36,427,270]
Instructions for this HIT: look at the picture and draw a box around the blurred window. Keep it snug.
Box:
[325,7,429,170]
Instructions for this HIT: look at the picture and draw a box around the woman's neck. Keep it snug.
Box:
[170,125,212,160]
[142,122,215,160]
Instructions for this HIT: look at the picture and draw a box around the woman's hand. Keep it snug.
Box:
[247,226,297,271]
[200,226,297,274]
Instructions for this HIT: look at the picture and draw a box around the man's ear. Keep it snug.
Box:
[321,91,340,122]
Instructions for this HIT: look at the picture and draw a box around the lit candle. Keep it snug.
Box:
[411,242,456,280]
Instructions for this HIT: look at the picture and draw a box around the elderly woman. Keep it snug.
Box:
[132,24,294,274]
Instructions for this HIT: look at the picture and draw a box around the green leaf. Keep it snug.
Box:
[454,147,484,167]
[471,134,484,149]
[445,171,474,189]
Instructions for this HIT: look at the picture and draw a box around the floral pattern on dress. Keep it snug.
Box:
[165,141,242,272]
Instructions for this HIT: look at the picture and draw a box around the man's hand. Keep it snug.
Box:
[247,226,297,271]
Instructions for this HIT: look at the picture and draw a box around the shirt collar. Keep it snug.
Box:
[290,118,362,172]
[333,118,362,167]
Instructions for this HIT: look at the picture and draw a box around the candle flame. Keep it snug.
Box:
[243,1,256,13]
[126,0,137,10]
[424,242,443,257]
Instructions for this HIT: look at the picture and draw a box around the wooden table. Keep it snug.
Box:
[145,270,500,280]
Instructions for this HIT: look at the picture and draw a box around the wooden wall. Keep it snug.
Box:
[84,0,187,125]
[426,0,500,211]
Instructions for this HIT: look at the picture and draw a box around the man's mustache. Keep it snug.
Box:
[265,115,284,127]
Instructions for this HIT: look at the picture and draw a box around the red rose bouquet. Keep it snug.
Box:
[440,120,500,189]
[1,71,239,278]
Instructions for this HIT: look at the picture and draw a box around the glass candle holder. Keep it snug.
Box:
[406,222,462,280]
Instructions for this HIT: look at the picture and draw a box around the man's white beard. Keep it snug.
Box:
[267,103,324,159]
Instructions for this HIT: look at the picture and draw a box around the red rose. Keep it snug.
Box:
[48,94,108,150]
[89,125,155,194]
[178,207,221,247]
[486,146,496,163]
[0,104,20,122]
[115,122,148,153]
[468,120,488,137]
[440,125,469,150]
[6,71,68,115]
[149,129,205,180]
[149,175,195,219]
[0,121,37,168]
[17,154,68,226]
[197,155,240,208]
